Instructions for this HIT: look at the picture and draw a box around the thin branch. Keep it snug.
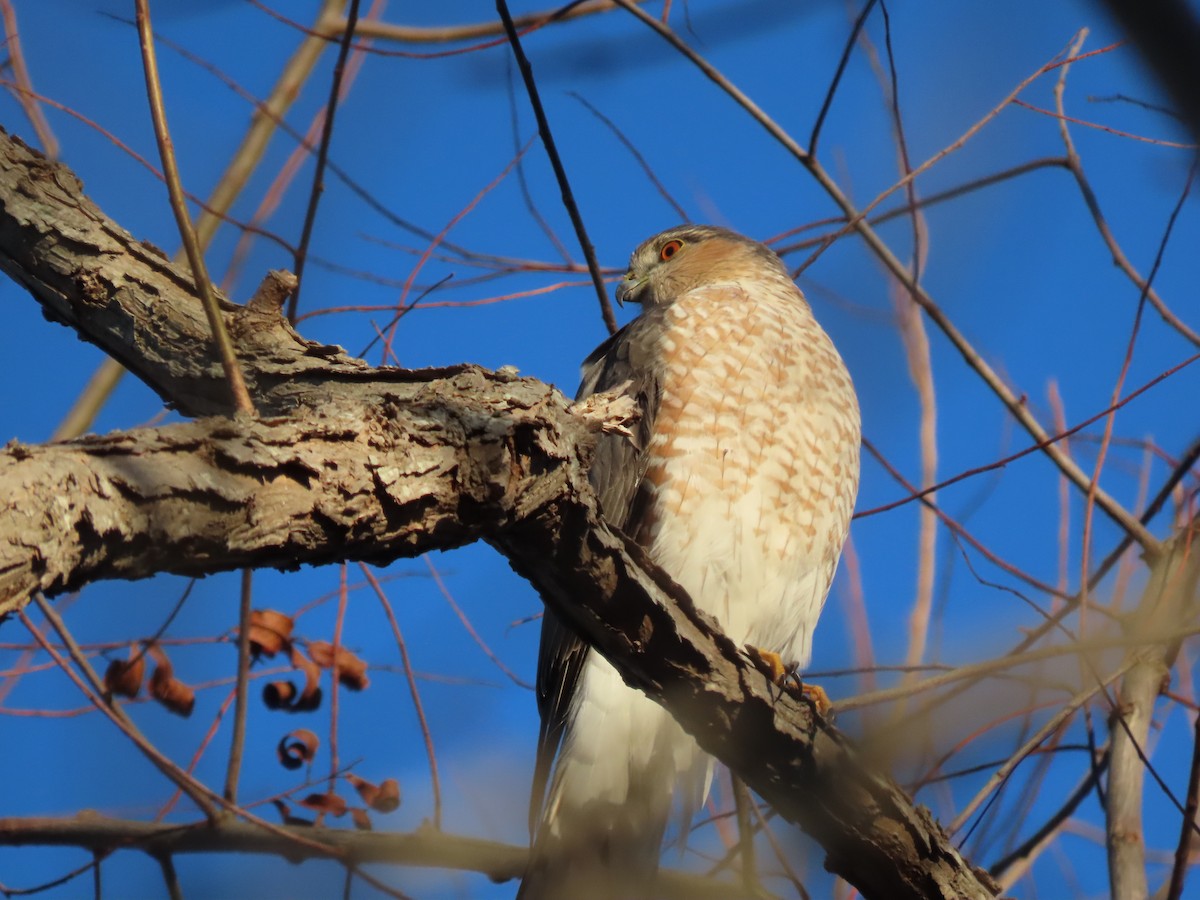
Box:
[497,0,617,334]
[222,569,254,807]
[567,91,690,221]
[336,0,636,45]
[290,0,362,319]
[0,0,59,158]
[422,555,533,689]
[949,658,1134,835]
[991,747,1110,884]
[837,625,1200,714]
[359,564,443,830]
[329,565,350,800]
[134,0,253,415]
[1164,710,1200,900]
[730,776,759,896]
[809,0,878,155]
[855,350,1200,520]
[509,60,573,263]
[155,853,183,900]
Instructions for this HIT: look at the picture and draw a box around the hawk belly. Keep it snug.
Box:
[546,280,858,839]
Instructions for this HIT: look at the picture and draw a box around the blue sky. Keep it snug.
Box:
[1,1,1198,898]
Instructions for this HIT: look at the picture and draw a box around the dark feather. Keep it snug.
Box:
[527,312,665,834]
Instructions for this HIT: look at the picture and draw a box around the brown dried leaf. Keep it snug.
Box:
[277,729,319,770]
[299,792,347,818]
[245,609,294,657]
[306,641,370,691]
[145,644,194,717]
[291,644,323,708]
[372,779,401,813]
[263,647,324,713]
[345,773,401,813]
[350,807,373,831]
[263,680,298,709]
[104,645,145,699]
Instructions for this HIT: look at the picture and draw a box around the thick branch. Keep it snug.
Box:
[0,816,735,899]
[0,369,584,611]
[1107,534,1200,900]
[0,125,999,900]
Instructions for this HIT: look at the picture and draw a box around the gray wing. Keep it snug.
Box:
[528,314,665,834]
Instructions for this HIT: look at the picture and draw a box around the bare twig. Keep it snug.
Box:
[1054,56,1200,350]
[809,0,879,155]
[422,555,533,689]
[291,0,362,319]
[991,746,1110,885]
[567,91,690,222]
[855,350,1200,520]
[336,0,635,44]
[222,569,254,807]
[837,625,1200,714]
[497,0,617,334]
[359,564,442,830]
[950,659,1134,835]
[730,776,759,895]
[0,0,59,157]
[155,853,183,900]
[1164,711,1200,900]
[329,565,350,799]
[134,0,253,416]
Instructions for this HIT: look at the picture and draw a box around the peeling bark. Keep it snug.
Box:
[0,126,1000,900]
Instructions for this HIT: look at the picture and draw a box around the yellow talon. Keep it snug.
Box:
[745,645,832,717]
[800,682,832,717]
[747,646,789,683]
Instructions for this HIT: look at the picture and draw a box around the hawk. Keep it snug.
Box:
[519,225,861,899]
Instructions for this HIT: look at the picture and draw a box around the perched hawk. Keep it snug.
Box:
[519,225,861,899]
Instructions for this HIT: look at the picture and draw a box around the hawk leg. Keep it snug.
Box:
[744,646,832,717]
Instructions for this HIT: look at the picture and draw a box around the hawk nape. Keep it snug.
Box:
[519,225,861,900]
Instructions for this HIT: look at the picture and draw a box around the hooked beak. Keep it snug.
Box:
[615,272,645,306]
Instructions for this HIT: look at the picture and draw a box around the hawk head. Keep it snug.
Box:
[615,224,791,307]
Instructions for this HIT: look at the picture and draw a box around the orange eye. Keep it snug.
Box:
[659,239,683,261]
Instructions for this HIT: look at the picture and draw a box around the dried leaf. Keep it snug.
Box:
[372,779,401,813]
[145,644,194,717]
[262,647,323,713]
[350,807,372,831]
[263,680,297,709]
[306,641,370,691]
[277,729,319,770]
[245,609,294,657]
[345,774,401,813]
[299,791,347,818]
[104,645,145,699]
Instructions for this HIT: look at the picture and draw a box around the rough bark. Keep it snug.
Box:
[0,126,1000,900]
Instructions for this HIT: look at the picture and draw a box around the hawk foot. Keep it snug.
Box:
[745,646,790,683]
[744,645,832,717]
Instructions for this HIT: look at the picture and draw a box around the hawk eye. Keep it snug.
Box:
[659,239,683,261]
